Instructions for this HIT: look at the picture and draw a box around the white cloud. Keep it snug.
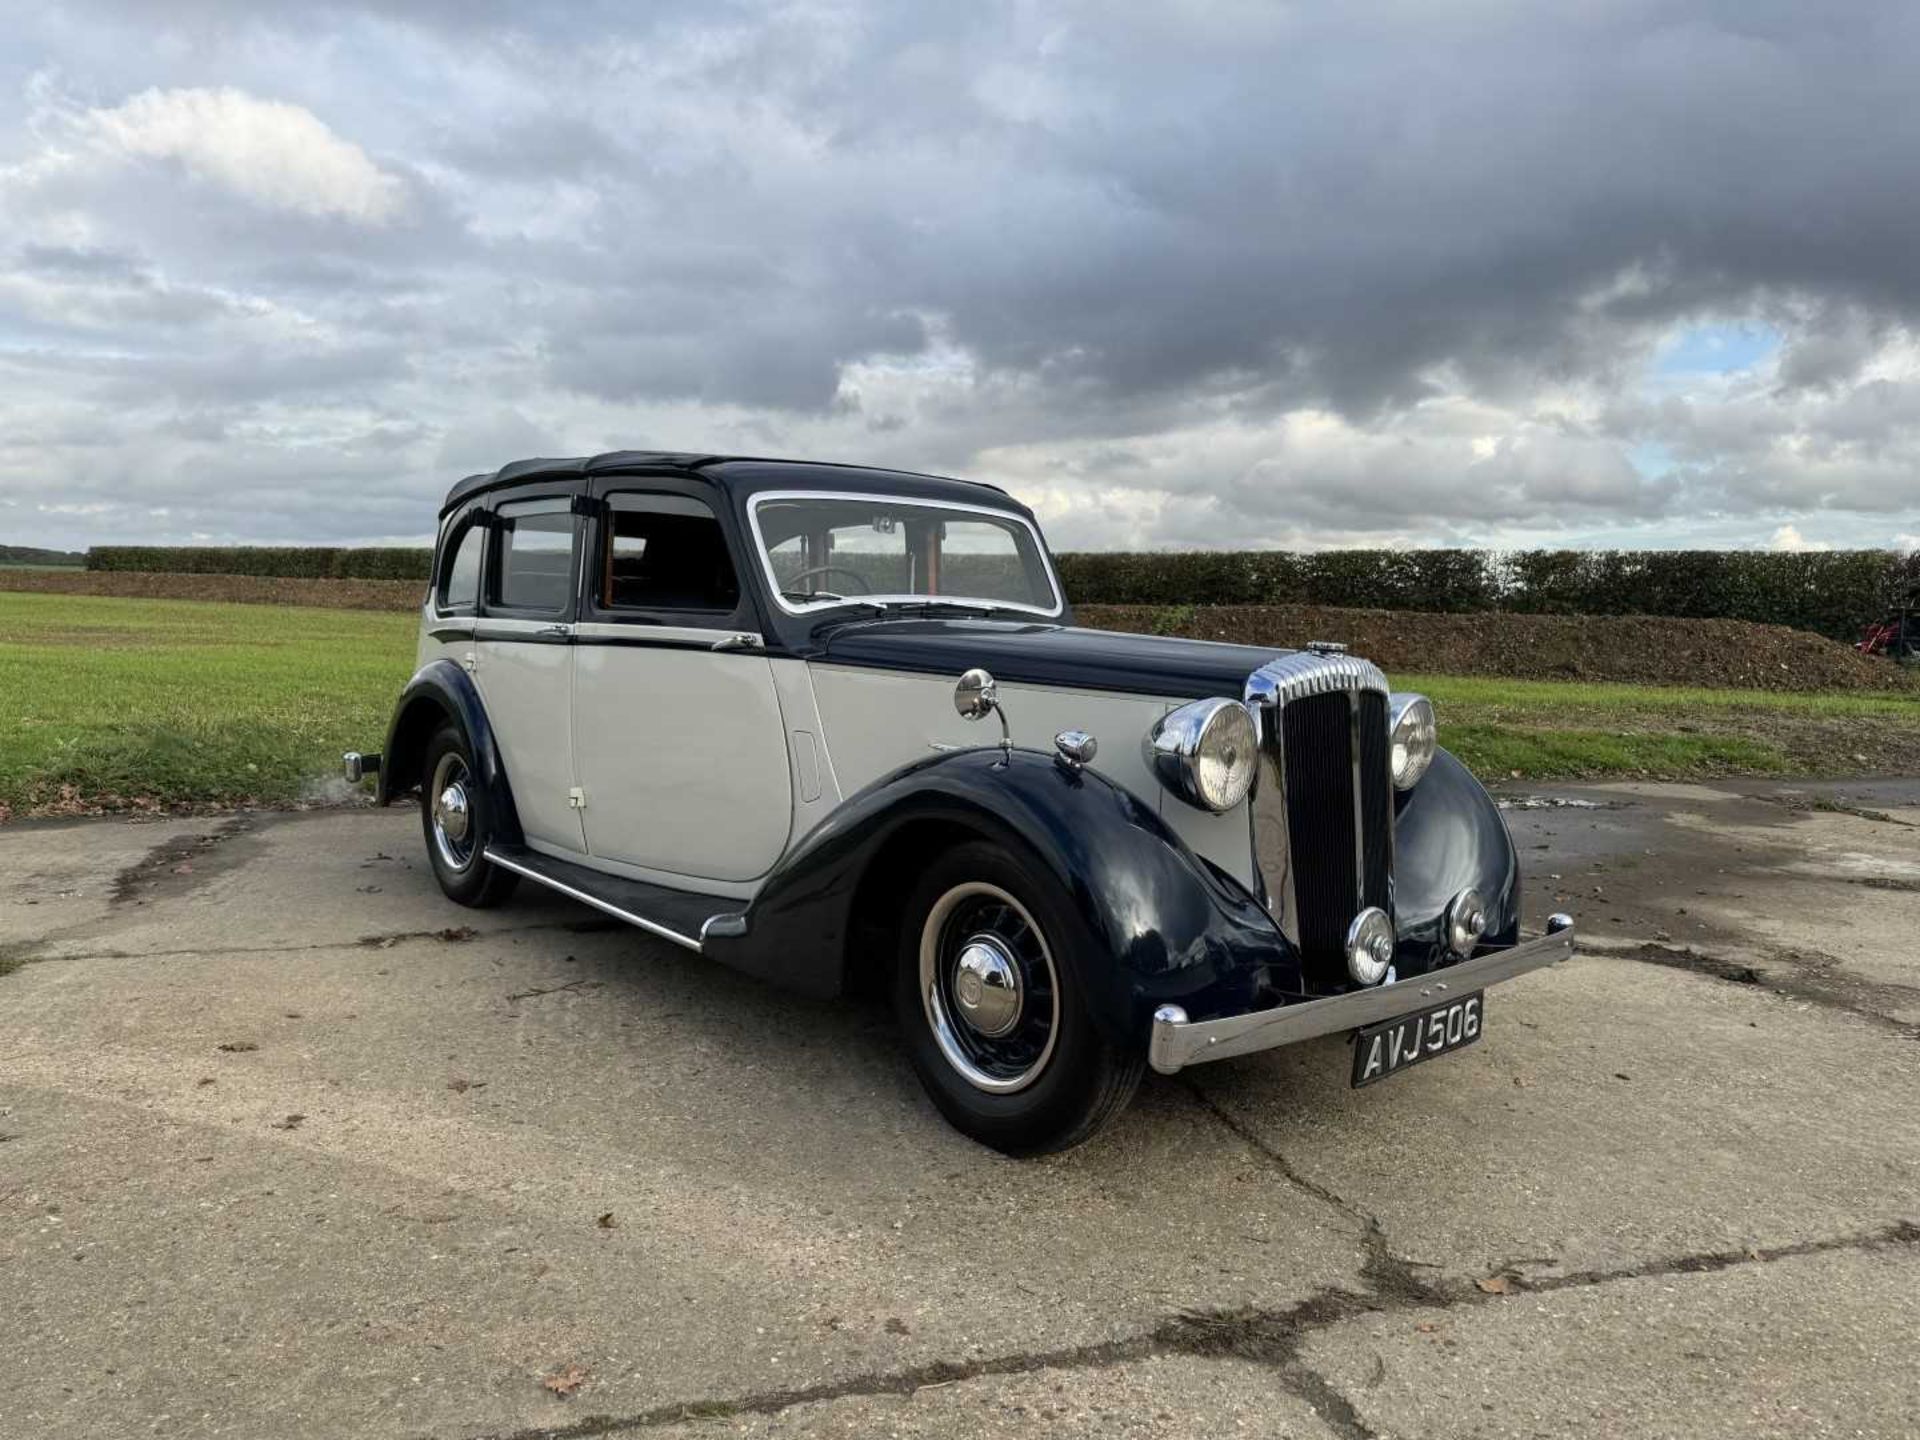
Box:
[1768,524,1832,552]
[81,87,405,224]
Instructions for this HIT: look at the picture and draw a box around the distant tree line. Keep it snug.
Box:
[88,546,432,581]
[1054,549,1919,641]
[1,544,84,566]
[84,544,1919,640]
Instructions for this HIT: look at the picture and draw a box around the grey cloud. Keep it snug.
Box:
[3,1,1920,550]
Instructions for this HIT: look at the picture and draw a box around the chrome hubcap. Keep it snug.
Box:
[428,753,477,871]
[435,784,470,842]
[952,936,1022,1038]
[919,882,1059,1094]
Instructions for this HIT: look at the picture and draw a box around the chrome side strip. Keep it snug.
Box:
[1147,920,1576,1074]
[482,847,705,953]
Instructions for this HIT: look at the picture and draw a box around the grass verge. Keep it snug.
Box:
[1406,674,1920,780]
[0,591,414,817]
[2,591,1916,817]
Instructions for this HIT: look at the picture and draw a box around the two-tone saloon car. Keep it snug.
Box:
[346,453,1574,1154]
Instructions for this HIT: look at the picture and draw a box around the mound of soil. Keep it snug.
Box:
[0,569,422,612]
[1078,604,1920,694]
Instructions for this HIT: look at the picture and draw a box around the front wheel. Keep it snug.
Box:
[893,841,1144,1155]
[420,724,519,908]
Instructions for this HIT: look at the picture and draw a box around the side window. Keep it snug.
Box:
[492,500,578,613]
[439,518,483,612]
[600,493,741,615]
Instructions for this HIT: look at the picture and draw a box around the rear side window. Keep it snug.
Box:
[439,520,482,611]
[600,493,740,614]
[493,500,577,612]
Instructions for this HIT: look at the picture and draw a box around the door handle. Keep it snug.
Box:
[537,624,572,639]
[710,632,762,652]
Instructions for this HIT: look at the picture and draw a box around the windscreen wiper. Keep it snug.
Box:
[784,589,889,615]
[885,599,1016,617]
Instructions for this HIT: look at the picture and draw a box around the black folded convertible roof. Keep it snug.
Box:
[439,452,1011,518]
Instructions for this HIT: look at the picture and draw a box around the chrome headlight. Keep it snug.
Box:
[1145,698,1259,813]
[1387,692,1436,791]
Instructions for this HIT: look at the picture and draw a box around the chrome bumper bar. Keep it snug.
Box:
[1148,917,1575,1075]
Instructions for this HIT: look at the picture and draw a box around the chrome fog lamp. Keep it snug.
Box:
[1444,887,1488,957]
[1345,907,1397,986]
[1145,698,1259,812]
[1388,693,1436,791]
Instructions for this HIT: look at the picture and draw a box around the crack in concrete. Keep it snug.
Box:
[1184,1082,1446,1308]
[0,920,647,973]
[457,1220,1920,1440]
[1596,938,1920,1038]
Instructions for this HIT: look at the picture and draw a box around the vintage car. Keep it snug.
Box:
[345,452,1574,1154]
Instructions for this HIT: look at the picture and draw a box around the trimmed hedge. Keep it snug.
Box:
[81,543,1919,640]
[1054,548,1919,640]
[88,546,432,581]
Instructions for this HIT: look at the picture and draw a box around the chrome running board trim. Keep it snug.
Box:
[483,846,707,953]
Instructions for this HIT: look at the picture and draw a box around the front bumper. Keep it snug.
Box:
[1148,917,1575,1075]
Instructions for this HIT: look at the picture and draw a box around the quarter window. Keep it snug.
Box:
[600,494,740,614]
[439,519,483,611]
[493,501,578,612]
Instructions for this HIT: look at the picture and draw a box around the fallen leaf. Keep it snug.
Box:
[270,1114,305,1131]
[196,1077,216,1087]
[543,1363,589,1397]
[216,1040,259,1053]
[596,1212,616,1229]
[437,926,478,942]
[447,1078,485,1093]
[1414,1321,1440,1333]
[1475,1273,1517,1295]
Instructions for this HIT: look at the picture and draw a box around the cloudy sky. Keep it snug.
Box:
[4,1,1919,554]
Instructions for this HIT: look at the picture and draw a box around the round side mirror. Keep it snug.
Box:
[954,668,999,720]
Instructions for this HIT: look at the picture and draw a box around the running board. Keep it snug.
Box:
[482,845,747,953]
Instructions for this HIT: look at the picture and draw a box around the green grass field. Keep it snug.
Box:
[2,590,1915,817]
[0,591,415,815]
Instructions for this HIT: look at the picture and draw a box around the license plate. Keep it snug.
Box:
[1350,992,1484,1087]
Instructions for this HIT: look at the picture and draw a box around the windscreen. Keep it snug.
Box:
[754,497,1060,613]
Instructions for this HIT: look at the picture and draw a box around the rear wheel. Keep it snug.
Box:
[893,841,1143,1155]
[420,724,518,908]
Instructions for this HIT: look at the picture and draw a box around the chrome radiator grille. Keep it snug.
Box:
[1246,654,1394,972]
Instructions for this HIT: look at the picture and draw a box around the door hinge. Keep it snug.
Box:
[567,786,586,809]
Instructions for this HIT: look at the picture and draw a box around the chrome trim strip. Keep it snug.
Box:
[571,621,755,647]
[1347,694,1365,911]
[1147,923,1576,1074]
[1243,652,1394,943]
[481,847,705,953]
[745,489,1066,618]
[1245,651,1390,707]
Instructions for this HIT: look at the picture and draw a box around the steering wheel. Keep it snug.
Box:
[785,564,874,596]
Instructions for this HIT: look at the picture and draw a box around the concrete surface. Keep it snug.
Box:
[1,779,1916,1438]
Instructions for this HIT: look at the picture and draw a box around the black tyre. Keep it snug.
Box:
[893,840,1144,1155]
[420,724,519,908]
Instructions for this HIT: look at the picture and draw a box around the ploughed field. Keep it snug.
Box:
[1,588,1916,819]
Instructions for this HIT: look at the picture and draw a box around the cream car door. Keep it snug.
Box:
[571,489,792,884]
[471,494,585,853]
